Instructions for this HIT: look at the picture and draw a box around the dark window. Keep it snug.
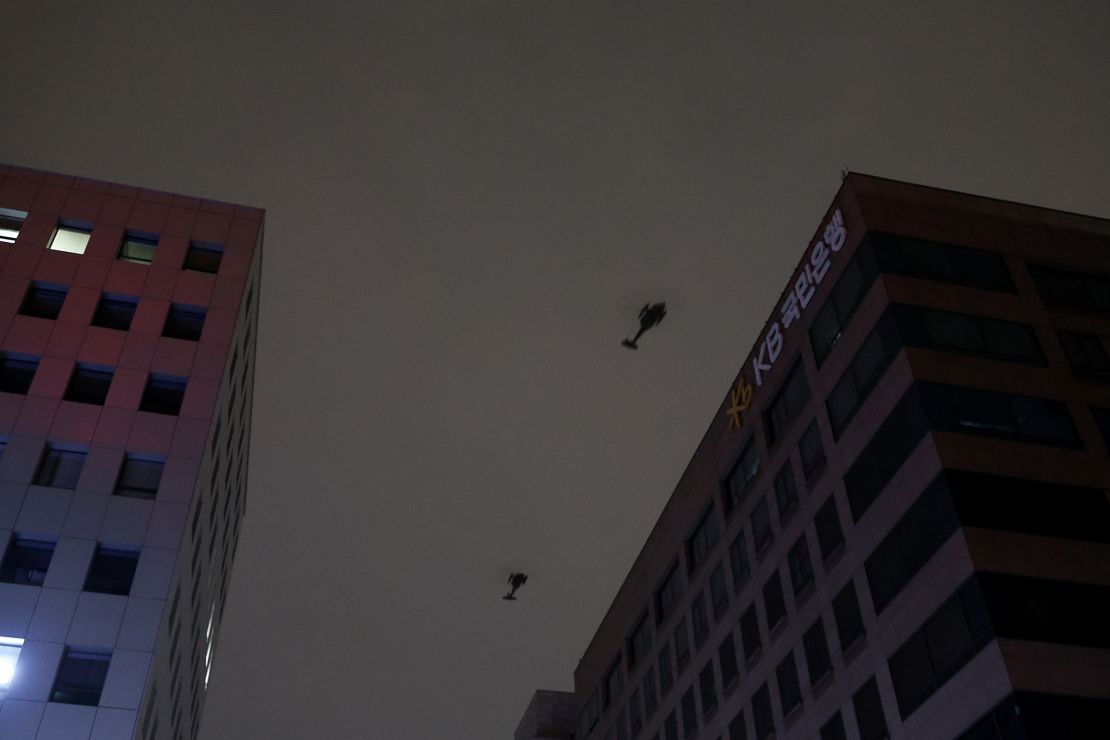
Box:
[0,537,54,585]
[762,570,786,633]
[658,643,674,695]
[663,711,678,740]
[728,708,747,740]
[91,294,138,331]
[686,504,720,574]
[833,580,865,653]
[709,562,729,620]
[1058,330,1110,381]
[751,683,774,740]
[814,496,845,562]
[674,616,690,669]
[115,455,164,499]
[140,374,187,415]
[798,419,826,482]
[772,463,798,525]
[628,611,653,669]
[35,445,86,488]
[980,572,1110,650]
[699,661,718,717]
[776,651,802,718]
[629,689,643,737]
[604,659,623,708]
[826,309,903,438]
[718,633,739,690]
[728,531,751,589]
[920,382,1081,448]
[616,710,628,740]
[787,535,814,597]
[765,362,811,445]
[894,304,1045,366]
[1029,263,1110,313]
[581,689,600,734]
[50,649,111,705]
[810,245,881,366]
[739,605,761,664]
[84,546,140,596]
[0,208,26,243]
[865,475,960,614]
[1094,406,1110,454]
[852,676,889,740]
[681,686,698,735]
[643,668,658,717]
[871,232,1014,292]
[0,353,38,394]
[20,281,67,319]
[724,439,761,515]
[163,304,207,342]
[184,241,224,273]
[819,712,847,740]
[119,231,158,264]
[751,497,773,555]
[803,617,833,686]
[655,562,683,625]
[691,591,710,647]
[844,386,930,522]
[64,364,113,405]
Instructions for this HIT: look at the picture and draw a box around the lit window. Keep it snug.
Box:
[118,231,158,264]
[184,241,224,273]
[84,546,140,595]
[0,636,25,691]
[0,208,27,244]
[91,293,138,331]
[50,648,111,705]
[0,537,55,585]
[140,374,187,415]
[163,304,207,341]
[34,445,86,489]
[48,223,92,254]
[115,455,164,499]
[19,282,68,320]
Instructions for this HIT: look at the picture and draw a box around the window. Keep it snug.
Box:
[764,362,811,445]
[852,676,889,740]
[0,635,25,693]
[141,374,187,415]
[1094,407,1110,454]
[776,651,802,718]
[50,649,111,705]
[20,281,67,319]
[65,364,113,405]
[686,504,720,574]
[740,605,761,663]
[826,309,903,438]
[691,591,710,647]
[772,463,798,524]
[833,580,865,653]
[723,439,761,515]
[35,445,86,488]
[894,304,1045,366]
[0,353,38,394]
[709,562,729,620]
[787,535,814,597]
[681,686,698,735]
[872,232,1015,292]
[91,293,139,330]
[115,455,165,499]
[0,537,54,585]
[629,689,643,737]
[728,531,751,589]
[616,709,628,740]
[866,475,960,614]
[810,245,882,366]
[728,709,747,740]
[1058,330,1110,381]
[48,223,92,254]
[979,572,1110,650]
[643,668,658,717]
[184,241,224,273]
[1029,263,1110,313]
[663,711,678,740]
[718,634,739,690]
[798,419,826,482]
[814,496,845,562]
[888,578,992,719]
[84,546,140,595]
[627,611,652,669]
[658,643,674,695]
[163,304,207,341]
[819,712,847,740]
[751,497,773,555]
[961,693,1110,740]
[118,231,159,264]
[803,617,833,686]
[919,382,1081,449]
[674,616,690,669]
[699,661,718,717]
[603,658,623,709]
[762,570,787,633]
[0,208,27,243]
[751,683,774,739]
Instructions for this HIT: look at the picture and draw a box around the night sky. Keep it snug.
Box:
[3,3,1109,738]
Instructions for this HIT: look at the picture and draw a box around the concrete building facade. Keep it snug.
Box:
[527,175,1110,740]
[0,164,261,739]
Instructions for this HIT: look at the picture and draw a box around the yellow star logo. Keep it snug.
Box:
[726,376,753,430]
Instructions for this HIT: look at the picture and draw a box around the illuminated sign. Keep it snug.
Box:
[725,375,753,429]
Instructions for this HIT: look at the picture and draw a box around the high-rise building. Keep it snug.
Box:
[0,164,261,739]
[523,174,1110,740]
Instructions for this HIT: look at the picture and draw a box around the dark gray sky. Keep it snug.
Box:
[3,2,1109,738]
